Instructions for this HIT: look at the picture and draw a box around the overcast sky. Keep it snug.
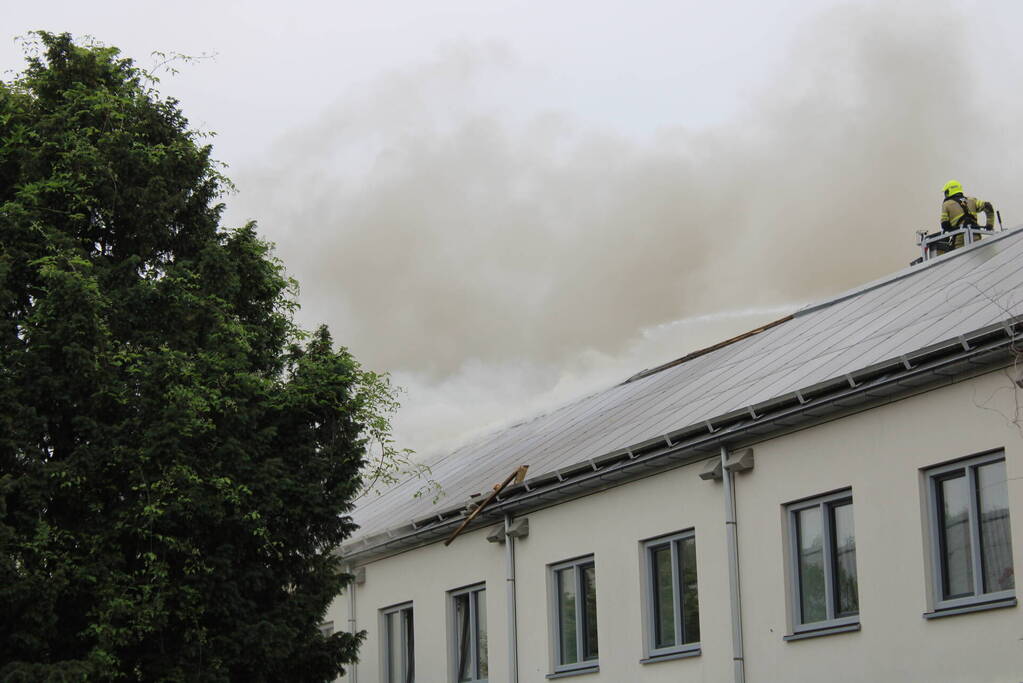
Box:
[6,0,1023,457]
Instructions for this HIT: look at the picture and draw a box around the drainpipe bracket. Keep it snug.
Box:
[352,566,366,585]
[724,448,755,473]
[699,457,723,481]
[486,523,507,544]
[506,517,530,539]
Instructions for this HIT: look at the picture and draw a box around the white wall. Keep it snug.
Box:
[328,369,1023,682]
[736,370,1023,683]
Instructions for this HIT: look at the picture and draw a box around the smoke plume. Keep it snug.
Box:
[229,2,1022,452]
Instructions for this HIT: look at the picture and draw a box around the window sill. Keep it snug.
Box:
[783,622,860,641]
[923,596,1016,620]
[640,646,701,664]
[546,664,599,679]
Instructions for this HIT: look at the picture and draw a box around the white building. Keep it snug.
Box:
[327,227,1022,683]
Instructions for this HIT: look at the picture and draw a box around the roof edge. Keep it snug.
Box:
[341,316,1023,564]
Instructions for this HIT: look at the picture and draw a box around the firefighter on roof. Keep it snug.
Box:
[940,180,995,249]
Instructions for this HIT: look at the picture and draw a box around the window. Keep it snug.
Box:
[381,602,414,683]
[642,531,700,658]
[926,452,1015,613]
[450,584,488,682]
[786,490,859,634]
[549,556,598,674]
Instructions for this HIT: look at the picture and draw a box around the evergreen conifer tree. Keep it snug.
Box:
[0,32,384,681]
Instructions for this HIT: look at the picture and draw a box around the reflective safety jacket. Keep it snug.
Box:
[940,194,994,232]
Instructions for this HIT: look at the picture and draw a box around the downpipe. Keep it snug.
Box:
[505,514,520,683]
[347,564,358,683]
[721,446,746,683]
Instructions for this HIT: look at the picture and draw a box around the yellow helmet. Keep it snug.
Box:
[943,179,963,197]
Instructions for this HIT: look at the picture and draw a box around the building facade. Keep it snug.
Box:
[327,229,1023,683]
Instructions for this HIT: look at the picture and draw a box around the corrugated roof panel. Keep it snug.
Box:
[349,228,1023,543]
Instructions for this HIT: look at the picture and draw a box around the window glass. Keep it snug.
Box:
[551,557,598,671]
[977,460,1014,593]
[679,536,700,644]
[380,605,413,683]
[831,502,859,617]
[787,492,857,630]
[938,474,973,599]
[927,453,1015,611]
[403,609,414,683]
[557,568,578,664]
[582,564,599,661]
[455,593,471,681]
[390,613,403,683]
[651,544,675,648]
[796,506,827,623]
[451,586,486,682]
[476,590,488,679]
[643,532,700,654]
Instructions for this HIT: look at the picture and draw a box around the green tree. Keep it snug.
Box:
[0,32,393,681]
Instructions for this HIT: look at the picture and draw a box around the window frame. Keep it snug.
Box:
[785,489,860,635]
[925,450,1015,613]
[640,530,701,659]
[548,555,599,675]
[448,583,488,683]
[380,601,415,683]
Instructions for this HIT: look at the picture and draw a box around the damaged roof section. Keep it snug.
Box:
[345,227,1023,557]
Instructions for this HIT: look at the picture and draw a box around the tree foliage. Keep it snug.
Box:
[0,32,397,681]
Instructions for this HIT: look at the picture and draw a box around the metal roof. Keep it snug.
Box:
[346,227,1023,551]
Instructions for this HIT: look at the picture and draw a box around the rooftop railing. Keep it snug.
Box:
[913,225,999,264]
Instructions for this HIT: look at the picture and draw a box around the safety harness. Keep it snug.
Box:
[943,194,978,250]
[950,195,978,228]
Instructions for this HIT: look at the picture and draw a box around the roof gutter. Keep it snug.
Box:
[341,318,1021,565]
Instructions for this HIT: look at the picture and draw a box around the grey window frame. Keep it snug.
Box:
[925,451,1015,613]
[548,555,599,676]
[380,601,414,683]
[786,489,859,634]
[640,530,700,659]
[449,583,488,683]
